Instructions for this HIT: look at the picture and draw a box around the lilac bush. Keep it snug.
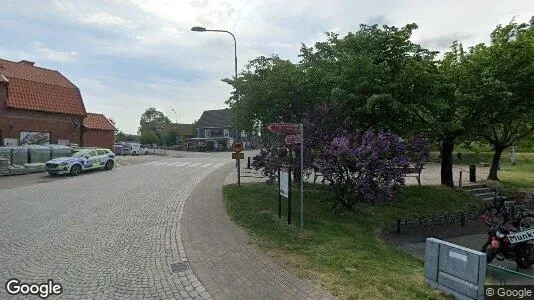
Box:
[406,133,430,169]
[317,128,410,210]
[251,104,430,212]
[251,147,289,184]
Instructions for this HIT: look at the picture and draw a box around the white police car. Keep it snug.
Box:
[45,148,116,176]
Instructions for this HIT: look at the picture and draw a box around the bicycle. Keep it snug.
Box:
[480,195,534,231]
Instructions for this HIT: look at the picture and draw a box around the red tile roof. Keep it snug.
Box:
[0,59,86,116]
[83,113,117,131]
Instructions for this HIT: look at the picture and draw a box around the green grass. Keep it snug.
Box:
[223,183,482,299]
[429,151,534,193]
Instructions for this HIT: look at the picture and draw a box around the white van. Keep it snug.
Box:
[121,143,141,156]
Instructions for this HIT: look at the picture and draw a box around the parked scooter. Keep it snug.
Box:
[480,215,534,269]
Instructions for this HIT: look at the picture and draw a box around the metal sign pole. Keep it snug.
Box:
[299,123,304,229]
[278,167,282,218]
[288,166,292,225]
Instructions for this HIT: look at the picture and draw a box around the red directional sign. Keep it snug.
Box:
[267,123,300,135]
[285,134,302,145]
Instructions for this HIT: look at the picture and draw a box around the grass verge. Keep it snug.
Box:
[223,183,482,299]
[429,151,534,193]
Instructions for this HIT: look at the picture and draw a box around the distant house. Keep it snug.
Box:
[191,109,237,150]
[82,113,117,149]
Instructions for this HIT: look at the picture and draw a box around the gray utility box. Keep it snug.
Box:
[424,238,486,300]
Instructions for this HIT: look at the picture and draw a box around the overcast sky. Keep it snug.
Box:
[1,0,533,134]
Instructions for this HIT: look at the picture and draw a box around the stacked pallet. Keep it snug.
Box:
[49,144,73,159]
[28,145,51,163]
[23,163,47,173]
[0,157,9,175]
[9,165,29,175]
[11,146,29,165]
[0,147,10,160]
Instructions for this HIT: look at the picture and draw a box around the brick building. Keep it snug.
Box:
[0,58,115,148]
[82,113,117,149]
[0,59,86,146]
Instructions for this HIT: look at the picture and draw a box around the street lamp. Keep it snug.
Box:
[171,108,178,124]
[192,25,241,186]
[191,26,239,139]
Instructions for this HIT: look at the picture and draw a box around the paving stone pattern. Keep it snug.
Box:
[0,158,225,299]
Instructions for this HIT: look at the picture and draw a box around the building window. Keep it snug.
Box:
[204,130,210,138]
[224,129,229,137]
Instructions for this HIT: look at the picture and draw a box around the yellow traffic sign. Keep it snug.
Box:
[232,152,244,159]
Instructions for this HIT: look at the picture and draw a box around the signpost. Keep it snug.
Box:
[232,152,244,160]
[279,165,291,224]
[270,122,305,229]
[284,134,301,145]
[232,141,244,186]
[267,123,299,135]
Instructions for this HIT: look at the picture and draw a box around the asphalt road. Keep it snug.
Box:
[0,153,233,299]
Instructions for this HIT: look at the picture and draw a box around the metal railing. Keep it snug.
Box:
[487,263,534,285]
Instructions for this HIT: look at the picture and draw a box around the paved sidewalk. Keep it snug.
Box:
[182,163,333,299]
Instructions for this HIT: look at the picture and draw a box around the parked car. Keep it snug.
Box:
[139,145,151,155]
[121,142,141,155]
[45,148,115,176]
[113,143,123,154]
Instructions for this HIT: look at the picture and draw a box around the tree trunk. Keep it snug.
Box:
[488,146,505,181]
[440,139,455,187]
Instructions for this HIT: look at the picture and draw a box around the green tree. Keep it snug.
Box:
[139,107,171,134]
[139,130,158,145]
[467,19,534,180]
[116,131,127,142]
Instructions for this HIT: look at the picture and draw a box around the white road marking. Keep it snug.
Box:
[199,163,213,168]
[151,161,170,166]
[178,162,191,166]
[167,162,182,166]
[142,161,159,165]
[189,163,203,167]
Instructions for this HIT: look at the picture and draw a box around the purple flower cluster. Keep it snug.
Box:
[318,128,411,209]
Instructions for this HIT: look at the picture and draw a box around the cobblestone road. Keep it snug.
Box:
[0,155,229,299]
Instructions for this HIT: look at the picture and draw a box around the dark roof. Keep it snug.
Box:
[196,109,231,128]
[83,113,117,131]
[0,58,86,116]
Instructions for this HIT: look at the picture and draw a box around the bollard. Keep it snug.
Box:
[247,157,251,169]
[469,165,476,182]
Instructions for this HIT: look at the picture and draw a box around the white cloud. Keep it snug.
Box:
[80,12,133,27]
[34,42,77,63]
[2,0,534,134]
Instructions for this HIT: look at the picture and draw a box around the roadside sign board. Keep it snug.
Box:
[267,123,299,135]
[232,141,243,152]
[285,134,302,145]
[232,152,244,160]
[279,166,289,198]
[507,228,534,244]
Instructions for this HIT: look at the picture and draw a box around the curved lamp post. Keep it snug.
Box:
[192,26,241,186]
[191,26,239,140]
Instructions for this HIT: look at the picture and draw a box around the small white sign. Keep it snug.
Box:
[507,228,534,244]
[448,251,467,262]
[280,167,289,198]
[57,139,69,145]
